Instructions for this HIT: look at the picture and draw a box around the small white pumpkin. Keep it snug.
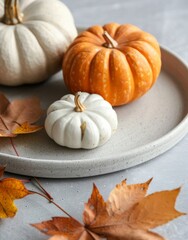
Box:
[45,92,118,149]
[0,0,77,86]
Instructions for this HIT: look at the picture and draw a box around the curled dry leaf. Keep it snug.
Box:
[12,122,43,135]
[32,179,185,240]
[0,164,31,218]
[0,92,43,137]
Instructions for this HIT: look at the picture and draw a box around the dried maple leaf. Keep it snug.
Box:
[0,164,31,218]
[32,179,186,240]
[32,217,100,240]
[0,92,43,137]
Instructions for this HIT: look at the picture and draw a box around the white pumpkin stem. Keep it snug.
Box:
[3,0,23,25]
[103,31,118,48]
[74,93,86,112]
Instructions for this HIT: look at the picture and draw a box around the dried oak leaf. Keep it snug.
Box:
[32,179,185,240]
[0,92,43,137]
[0,164,31,218]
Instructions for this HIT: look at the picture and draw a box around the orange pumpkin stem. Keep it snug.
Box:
[103,31,118,48]
[3,0,23,25]
[74,93,86,112]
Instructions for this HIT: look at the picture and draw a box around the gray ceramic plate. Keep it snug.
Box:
[0,47,188,178]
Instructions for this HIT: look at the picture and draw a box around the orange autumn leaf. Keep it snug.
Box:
[127,188,184,230]
[32,179,185,240]
[0,165,31,218]
[12,122,43,135]
[0,92,43,137]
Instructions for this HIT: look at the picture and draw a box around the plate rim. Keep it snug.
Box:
[1,46,188,177]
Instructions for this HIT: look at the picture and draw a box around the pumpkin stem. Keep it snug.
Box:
[74,92,86,112]
[103,31,118,48]
[2,0,23,25]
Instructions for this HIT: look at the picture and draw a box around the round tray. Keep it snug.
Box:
[0,47,188,178]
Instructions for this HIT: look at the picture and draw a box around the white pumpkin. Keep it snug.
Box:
[0,0,77,86]
[45,92,118,149]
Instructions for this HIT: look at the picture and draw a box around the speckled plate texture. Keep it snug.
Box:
[0,47,188,178]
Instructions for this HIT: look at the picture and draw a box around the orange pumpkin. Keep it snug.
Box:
[63,23,161,106]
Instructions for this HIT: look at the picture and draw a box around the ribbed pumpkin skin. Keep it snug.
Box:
[0,0,77,86]
[63,23,161,106]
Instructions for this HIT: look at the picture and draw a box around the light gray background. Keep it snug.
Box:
[1,0,188,239]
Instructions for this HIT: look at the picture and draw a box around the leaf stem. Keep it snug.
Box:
[32,177,54,202]
[9,137,19,156]
[0,116,8,130]
[29,190,74,219]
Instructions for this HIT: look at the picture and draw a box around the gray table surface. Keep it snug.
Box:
[1,0,188,239]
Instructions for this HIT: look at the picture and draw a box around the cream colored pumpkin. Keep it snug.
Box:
[0,0,77,86]
[45,92,118,149]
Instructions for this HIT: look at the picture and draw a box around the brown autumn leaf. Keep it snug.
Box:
[0,92,43,137]
[0,164,31,218]
[32,216,100,240]
[0,164,6,178]
[32,179,185,240]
